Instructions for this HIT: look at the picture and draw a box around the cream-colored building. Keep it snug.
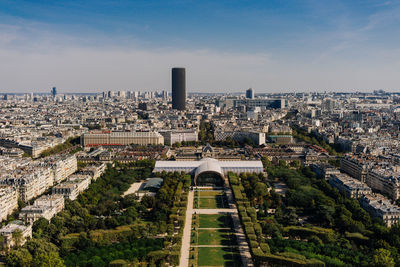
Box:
[366,169,400,200]
[360,194,400,227]
[19,194,65,224]
[0,221,32,248]
[78,163,107,181]
[40,154,78,184]
[52,174,91,200]
[340,157,368,182]
[81,131,164,147]
[0,185,18,222]
[329,173,372,199]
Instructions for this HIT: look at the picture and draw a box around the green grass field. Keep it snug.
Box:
[198,229,236,246]
[199,191,225,197]
[191,191,241,267]
[198,247,242,266]
[198,214,233,228]
[198,195,228,209]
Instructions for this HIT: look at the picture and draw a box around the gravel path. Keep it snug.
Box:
[179,190,194,267]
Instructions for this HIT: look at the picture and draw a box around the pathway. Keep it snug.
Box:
[180,187,254,267]
[193,208,237,214]
[226,188,254,267]
[179,190,194,267]
[192,245,239,248]
[122,181,145,197]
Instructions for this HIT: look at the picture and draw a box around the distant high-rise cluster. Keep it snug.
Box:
[51,87,57,97]
[172,67,186,110]
[246,88,254,99]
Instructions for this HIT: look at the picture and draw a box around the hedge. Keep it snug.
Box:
[250,240,259,249]
[260,243,270,254]
[247,234,257,241]
[253,253,325,267]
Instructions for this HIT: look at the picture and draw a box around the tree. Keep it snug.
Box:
[282,206,299,226]
[32,217,50,238]
[373,248,395,267]
[32,252,65,267]
[0,235,6,252]
[87,255,106,267]
[5,248,33,267]
[142,195,156,208]
[12,229,23,247]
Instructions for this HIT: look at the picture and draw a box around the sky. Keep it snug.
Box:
[0,0,400,93]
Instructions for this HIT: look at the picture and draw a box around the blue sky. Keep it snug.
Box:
[0,0,399,93]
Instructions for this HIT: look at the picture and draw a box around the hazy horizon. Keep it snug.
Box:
[1,0,400,93]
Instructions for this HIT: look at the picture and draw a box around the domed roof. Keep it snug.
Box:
[202,143,214,153]
[194,158,223,179]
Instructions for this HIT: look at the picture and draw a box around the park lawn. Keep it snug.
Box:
[199,191,225,197]
[199,197,218,209]
[198,229,236,246]
[199,214,233,229]
[198,247,242,266]
[199,195,228,209]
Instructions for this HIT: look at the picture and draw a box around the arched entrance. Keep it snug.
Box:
[194,158,225,187]
[195,171,225,186]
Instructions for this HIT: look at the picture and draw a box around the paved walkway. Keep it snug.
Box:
[122,181,145,197]
[179,190,194,267]
[198,227,231,230]
[180,188,254,267]
[231,213,254,267]
[192,245,239,248]
[193,208,237,214]
[226,189,254,267]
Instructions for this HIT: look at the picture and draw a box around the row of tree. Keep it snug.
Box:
[262,158,397,266]
[5,161,192,266]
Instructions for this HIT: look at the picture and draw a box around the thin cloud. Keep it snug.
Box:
[0,19,400,93]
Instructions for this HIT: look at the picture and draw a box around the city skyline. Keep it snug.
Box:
[1,0,400,93]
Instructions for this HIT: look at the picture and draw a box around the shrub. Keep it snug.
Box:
[260,243,270,254]
[250,240,259,249]
[248,234,257,241]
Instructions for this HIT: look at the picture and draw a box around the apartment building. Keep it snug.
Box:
[359,194,400,227]
[77,163,107,181]
[214,129,266,145]
[159,130,198,145]
[310,163,341,180]
[0,185,18,222]
[340,156,369,182]
[366,169,400,200]
[1,168,53,202]
[329,173,372,199]
[19,194,65,224]
[52,174,91,200]
[81,131,164,146]
[0,221,32,248]
[40,154,78,183]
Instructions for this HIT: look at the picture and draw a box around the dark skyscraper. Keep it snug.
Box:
[52,87,57,97]
[172,67,186,110]
[246,88,254,99]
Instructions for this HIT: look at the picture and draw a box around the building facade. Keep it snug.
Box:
[82,131,164,147]
[359,194,400,227]
[160,130,198,145]
[172,67,186,110]
[329,173,372,199]
[0,185,18,222]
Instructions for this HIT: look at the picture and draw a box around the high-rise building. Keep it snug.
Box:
[52,87,57,97]
[162,90,168,100]
[246,88,254,99]
[172,67,186,110]
[118,91,126,98]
